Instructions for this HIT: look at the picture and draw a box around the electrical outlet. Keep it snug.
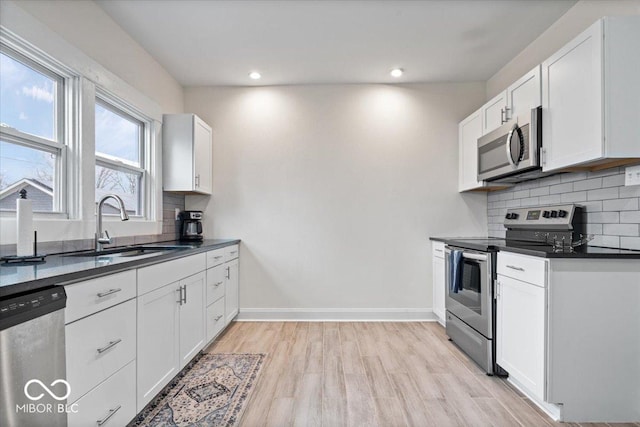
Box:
[175,208,181,220]
[625,165,640,186]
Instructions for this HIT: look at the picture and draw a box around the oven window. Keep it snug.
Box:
[449,259,483,315]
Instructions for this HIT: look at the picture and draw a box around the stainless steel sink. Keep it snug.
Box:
[63,242,201,259]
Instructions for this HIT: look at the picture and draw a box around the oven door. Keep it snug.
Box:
[445,246,493,338]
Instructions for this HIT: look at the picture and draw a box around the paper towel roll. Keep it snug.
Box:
[16,192,33,256]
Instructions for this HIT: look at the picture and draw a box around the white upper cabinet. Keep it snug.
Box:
[458,109,484,192]
[506,65,541,120]
[163,114,213,194]
[481,90,508,135]
[541,17,640,172]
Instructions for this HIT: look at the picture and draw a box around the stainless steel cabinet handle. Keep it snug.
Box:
[214,281,223,287]
[183,285,187,305]
[226,266,230,279]
[195,174,200,187]
[506,265,525,272]
[230,250,237,255]
[177,286,183,305]
[435,249,443,253]
[214,315,223,321]
[214,255,223,260]
[496,281,501,299]
[97,338,122,354]
[500,108,505,124]
[97,288,122,298]
[97,405,121,426]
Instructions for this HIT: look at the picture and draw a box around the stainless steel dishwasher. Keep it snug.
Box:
[0,286,67,427]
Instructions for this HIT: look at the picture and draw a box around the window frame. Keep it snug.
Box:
[94,89,152,219]
[0,41,72,217]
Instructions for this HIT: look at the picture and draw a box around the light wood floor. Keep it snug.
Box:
[206,321,639,427]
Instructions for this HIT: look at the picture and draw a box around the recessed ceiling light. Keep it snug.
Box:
[390,68,404,78]
[249,71,261,80]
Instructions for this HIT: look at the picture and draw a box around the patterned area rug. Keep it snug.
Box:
[131,353,265,427]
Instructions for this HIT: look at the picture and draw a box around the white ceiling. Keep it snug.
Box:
[96,0,577,87]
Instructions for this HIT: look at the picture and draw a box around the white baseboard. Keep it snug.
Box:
[236,308,436,321]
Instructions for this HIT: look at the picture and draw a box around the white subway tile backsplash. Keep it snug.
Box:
[487,168,640,250]
[573,178,602,191]
[620,211,640,223]
[549,182,574,194]
[539,194,562,205]
[620,237,640,250]
[587,211,619,223]
[587,187,619,201]
[603,198,639,212]
[602,173,625,188]
[603,223,639,236]
[561,191,587,203]
[530,186,550,197]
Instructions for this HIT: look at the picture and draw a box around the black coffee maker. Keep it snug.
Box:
[179,210,204,241]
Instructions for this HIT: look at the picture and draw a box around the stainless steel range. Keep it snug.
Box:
[444,204,586,375]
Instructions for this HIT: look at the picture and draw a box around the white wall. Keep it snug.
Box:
[8,0,184,113]
[486,0,640,98]
[186,84,488,318]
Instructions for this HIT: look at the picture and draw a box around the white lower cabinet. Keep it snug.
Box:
[179,271,206,368]
[66,299,136,403]
[68,361,136,427]
[136,281,181,411]
[431,241,446,325]
[225,258,239,323]
[206,296,226,342]
[496,274,546,401]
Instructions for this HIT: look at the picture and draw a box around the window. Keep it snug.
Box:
[0,47,65,213]
[94,96,147,217]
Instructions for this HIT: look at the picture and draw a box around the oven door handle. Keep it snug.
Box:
[445,248,487,262]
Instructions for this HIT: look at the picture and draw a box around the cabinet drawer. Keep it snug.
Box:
[66,299,136,403]
[497,252,547,287]
[206,297,226,342]
[432,241,445,259]
[138,253,206,295]
[206,248,226,268]
[68,361,136,427]
[206,264,225,305]
[224,244,239,262]
[65,270,136,324]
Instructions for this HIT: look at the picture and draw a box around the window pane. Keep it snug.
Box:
[95,165,141,216]
[0,52,58,141]
[0,140,56,212]
[95,101,141,166]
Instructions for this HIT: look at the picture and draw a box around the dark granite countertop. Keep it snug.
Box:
[0,239,240,299]
[429,236,640,259]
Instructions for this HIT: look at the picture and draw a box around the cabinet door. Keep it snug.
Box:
[507,65,541,120]
[193,116,212,194]
[458,109,484,192]
[225,259,239,323]
[541,21,603,172]
[432,254,445,326]
[481,90,508,134]
[179,271,206,368]
[496,274,546,401]
[137,283,180,411]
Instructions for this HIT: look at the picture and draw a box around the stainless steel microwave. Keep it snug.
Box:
[477,106,542,183]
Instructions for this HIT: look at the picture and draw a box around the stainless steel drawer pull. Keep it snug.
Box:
[214,281,223,287]
[226,266,230,279]
[213,255,223,260]
[506,265,525,272]
[214,315,223,321]
[97,339,122,354]
[230,250,237,254]
[97,288,122,298]
[97,404,121,425]
[435,249,443,253]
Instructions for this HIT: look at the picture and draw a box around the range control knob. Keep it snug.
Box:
[511,213,519,220]
[505,213,511,220]
[542,211,551,218]
[558,209,568,218]
[550,210,559,218]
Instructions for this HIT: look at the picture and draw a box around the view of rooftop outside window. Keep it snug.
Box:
[95,98,145,216]
[0,50,63,212]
